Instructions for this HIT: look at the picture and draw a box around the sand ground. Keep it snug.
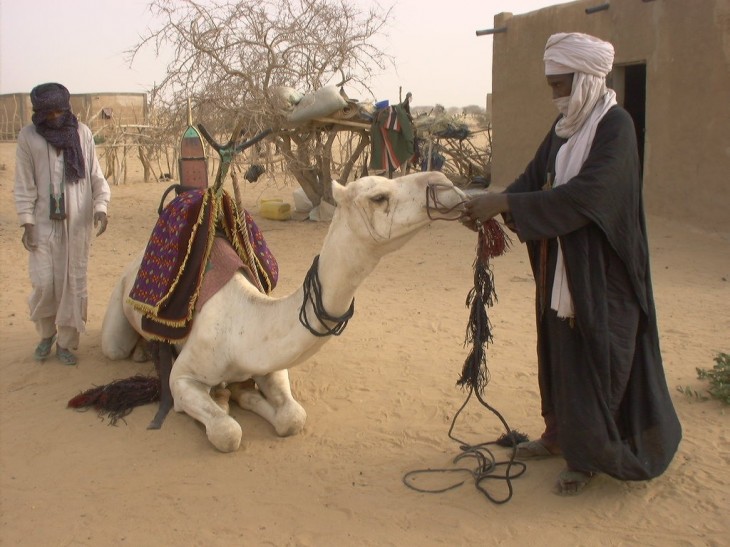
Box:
[0,142,728,546]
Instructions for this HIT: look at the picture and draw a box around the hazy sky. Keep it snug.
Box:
[0,0,572,107]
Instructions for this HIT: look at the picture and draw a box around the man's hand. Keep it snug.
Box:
[463,192,509,226]
[21,223,36,251]
[94,212,108,237]
[460,216,480,232]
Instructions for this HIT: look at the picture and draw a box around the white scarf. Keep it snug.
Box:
[551,79,617,318]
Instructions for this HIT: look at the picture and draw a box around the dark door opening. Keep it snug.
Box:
[622,64,647,173]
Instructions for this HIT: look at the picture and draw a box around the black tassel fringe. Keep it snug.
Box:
[457,219,511,394]
[68,375,161,426]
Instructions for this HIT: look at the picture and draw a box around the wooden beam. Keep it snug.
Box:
[310,117,371,130]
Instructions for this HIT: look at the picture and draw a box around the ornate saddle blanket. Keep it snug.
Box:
[127,187,278,342]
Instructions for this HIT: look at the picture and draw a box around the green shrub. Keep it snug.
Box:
[679,352,730,404]
[697,352,730,404]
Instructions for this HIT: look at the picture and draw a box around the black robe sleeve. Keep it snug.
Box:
[509,107,649,312]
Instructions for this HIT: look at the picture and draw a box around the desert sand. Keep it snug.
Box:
[0,141,728,546]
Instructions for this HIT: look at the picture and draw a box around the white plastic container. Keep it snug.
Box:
[292,187,313,213]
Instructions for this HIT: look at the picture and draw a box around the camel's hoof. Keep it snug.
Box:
[207,416,242,453]
[228,379,256,397]
[131,339,151,362]
[228,381,261,411]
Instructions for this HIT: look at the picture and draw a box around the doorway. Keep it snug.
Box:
[609,63,647,173]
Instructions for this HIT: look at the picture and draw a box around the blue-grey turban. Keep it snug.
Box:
[30,83,85,182]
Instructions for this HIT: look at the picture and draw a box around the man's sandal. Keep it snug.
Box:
[555,469,595,496]
[34,335,57,361]
[56,346,78,366]
[515,440,562,460]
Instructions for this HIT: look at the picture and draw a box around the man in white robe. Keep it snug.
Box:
[14,82,111,365]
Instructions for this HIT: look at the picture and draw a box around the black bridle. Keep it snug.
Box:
[426,183,468,221]
[299,255,355,337]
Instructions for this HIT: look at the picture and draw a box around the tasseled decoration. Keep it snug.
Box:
[402,219,523,505]
[496,430,530,447]
[458,219,511,393]
[68,375,161,426]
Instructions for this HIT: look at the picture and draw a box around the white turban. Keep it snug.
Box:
[542,32,618,319]
[544,33,615,77]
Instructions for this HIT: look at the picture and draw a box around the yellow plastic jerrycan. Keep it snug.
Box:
[259,198,292,220]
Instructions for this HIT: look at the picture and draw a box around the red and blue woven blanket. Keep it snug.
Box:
[127,187,278,342]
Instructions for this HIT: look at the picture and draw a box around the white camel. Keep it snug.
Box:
[101,171,466,452]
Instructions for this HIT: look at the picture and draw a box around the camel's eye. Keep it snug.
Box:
[370,193,388,204]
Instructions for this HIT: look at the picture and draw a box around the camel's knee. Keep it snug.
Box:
[171,375,240,451]
[101,279,140,360]
[101,330,138,360]
[207,415,242,453]
[275,401,307,437]
[228,380,306,437]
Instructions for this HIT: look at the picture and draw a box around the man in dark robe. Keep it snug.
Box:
[463,33,681,495]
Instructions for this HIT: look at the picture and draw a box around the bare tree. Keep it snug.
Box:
[128,0,392,205]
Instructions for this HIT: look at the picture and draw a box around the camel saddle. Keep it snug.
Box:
[127,186,278,343]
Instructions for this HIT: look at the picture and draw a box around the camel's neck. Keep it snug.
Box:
[313,214,381,318]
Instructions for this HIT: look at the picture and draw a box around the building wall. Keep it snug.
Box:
[0,92,147,140]
[491,0,730,233]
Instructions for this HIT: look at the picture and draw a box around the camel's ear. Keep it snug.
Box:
[331,180,347,205]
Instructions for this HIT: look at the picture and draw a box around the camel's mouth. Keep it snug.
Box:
[425,183,467,221]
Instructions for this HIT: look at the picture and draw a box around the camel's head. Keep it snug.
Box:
[330,171,466,252]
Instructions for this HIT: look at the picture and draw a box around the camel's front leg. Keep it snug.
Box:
[171,372,242,453]
[229,369,306,437]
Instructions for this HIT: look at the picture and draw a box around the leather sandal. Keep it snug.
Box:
[515,440,561,459]
[555,468,595,496]
[56,346,78,366]
[34,335,57,361]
